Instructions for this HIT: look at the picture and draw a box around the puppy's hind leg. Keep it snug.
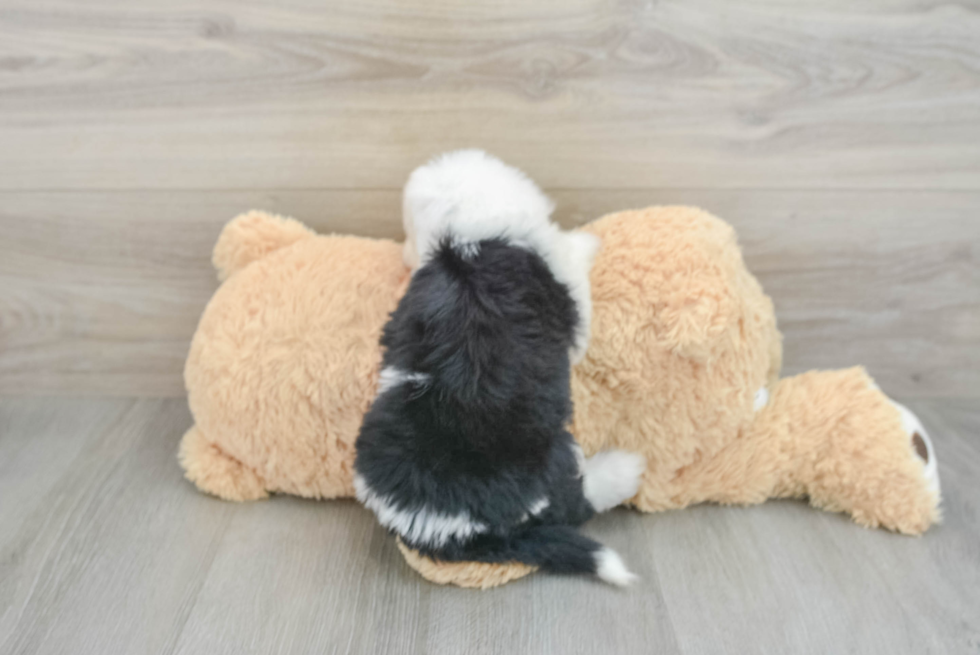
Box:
[581,449,646,513]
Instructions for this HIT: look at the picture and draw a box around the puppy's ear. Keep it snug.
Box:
[566,231,601,270]
[402,229,420,270]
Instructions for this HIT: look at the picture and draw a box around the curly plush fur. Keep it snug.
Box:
[180,206,941,588]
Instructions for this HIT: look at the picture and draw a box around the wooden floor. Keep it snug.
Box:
[1,397,978,655]
[1,1,978,653]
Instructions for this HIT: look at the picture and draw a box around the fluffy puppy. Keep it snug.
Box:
[402,149,598,363]
[355,152,645,585]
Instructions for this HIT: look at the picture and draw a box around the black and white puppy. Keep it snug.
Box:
[355,151,645,585]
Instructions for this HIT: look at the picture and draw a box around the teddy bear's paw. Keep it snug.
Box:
[582,450,647,513]
[890,401,940,500]
[397,538,537,589]
[178,426,269,501]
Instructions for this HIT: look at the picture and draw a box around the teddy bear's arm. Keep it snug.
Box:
[669,368,940,535]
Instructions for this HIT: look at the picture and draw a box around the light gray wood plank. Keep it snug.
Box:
[166,497,679,654]
[0,399,122,526]
[1,189,976,397]
[1,398,977,654]
[0,398,232,655]
[644,398,980,655]
[904,398,980,602]
[0,0,978,190]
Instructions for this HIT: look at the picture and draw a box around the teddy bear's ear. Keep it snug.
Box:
[586,207,743,364]
[212,210,316,281]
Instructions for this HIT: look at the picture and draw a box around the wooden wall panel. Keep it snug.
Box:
[0,0,978,190]
[0,0,977,395]
[1,190,976,396]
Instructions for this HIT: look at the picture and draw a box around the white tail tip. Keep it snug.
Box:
[595,547,638,587]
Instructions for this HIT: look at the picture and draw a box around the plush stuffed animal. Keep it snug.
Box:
[180,206,941,588]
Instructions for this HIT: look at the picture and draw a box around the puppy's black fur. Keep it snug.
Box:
[354,238,608,576]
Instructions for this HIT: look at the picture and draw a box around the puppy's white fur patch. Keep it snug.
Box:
[452,240,481,260]
[377,366,430,395]
[528,496,550,516]
[572,444,587,478]
[754,386,769,411]
[583,450,646,513]
[402,150,600,362]
[519,496,551,524]
[354,474,488,547]
[595,547,638,586]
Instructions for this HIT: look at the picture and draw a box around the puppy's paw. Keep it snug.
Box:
[583,450,646,513]
[594,547,638,587]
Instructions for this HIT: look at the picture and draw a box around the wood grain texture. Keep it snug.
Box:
[1,2,976,650]
[0,398,977,654]
[1,1,977,395]
[0,399,234,655]
[0,0,979,190]
[1,189,977,396]
[648,397,980,653]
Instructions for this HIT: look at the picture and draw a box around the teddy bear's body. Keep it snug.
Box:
[182,214,409,502]
[180,206,940,587]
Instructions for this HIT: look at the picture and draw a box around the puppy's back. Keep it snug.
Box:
[362,238,578,478]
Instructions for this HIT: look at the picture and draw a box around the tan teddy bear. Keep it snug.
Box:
[180,206,940,588]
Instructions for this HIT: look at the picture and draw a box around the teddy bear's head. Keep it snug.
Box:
[569,207,783,511]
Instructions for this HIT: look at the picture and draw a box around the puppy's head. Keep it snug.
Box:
[564,230,602,272]
[554,230,601,363]
[402,149,555,269]
[402,150,599,361]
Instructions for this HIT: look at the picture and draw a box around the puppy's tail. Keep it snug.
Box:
[472,525,637,587]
